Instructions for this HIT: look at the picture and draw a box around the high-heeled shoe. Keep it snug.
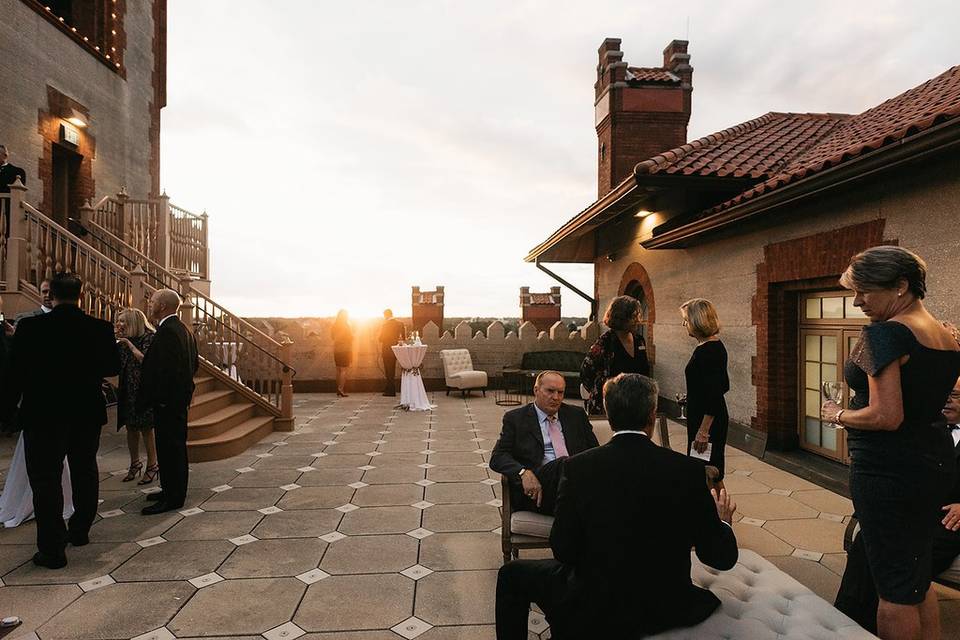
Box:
[138,463,159,485]
[337,390,349,397]
[122,460,143,482]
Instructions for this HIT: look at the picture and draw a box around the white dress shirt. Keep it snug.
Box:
[157,313,177,327]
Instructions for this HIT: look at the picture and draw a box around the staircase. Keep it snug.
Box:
[0,182,294,462]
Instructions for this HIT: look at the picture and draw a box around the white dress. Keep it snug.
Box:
[0,433,74,528]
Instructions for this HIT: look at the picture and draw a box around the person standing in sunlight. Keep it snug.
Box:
[331,310,354,397]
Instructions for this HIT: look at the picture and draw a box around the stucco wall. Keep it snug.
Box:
[594,152,960,430]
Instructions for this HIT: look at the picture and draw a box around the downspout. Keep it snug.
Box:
[535,259,597,321]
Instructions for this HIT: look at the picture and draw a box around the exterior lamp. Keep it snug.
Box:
[65,109,88,128]
[635,209,653,218]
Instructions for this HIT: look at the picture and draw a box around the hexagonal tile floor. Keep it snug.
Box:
[1,392,956,639]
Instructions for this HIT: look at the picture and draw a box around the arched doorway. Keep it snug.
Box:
[617,263,655,364]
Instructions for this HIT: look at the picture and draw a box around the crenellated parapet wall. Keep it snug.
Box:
[244,317,602,390]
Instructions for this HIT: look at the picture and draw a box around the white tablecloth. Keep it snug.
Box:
[213,341,243,383]
[392,344,432,411]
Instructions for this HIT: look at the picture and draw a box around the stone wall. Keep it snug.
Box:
[245,316,601,391]
[0,0,160,204]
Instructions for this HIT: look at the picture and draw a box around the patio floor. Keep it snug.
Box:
[1,392,958,639]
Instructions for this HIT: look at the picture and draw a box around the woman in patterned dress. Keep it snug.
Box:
[116,308,158,484]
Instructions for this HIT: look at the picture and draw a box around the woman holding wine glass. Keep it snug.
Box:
[821,246,960,640]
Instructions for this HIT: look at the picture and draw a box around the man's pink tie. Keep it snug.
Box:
[547,415,569,458]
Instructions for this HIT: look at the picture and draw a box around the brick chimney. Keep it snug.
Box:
[595,38,693,197]
[412,285,444,333]
[520,286,561,332]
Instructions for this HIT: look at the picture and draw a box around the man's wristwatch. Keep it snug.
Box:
[518,468,527,478]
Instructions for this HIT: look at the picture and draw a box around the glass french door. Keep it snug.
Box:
[799,292,868,463]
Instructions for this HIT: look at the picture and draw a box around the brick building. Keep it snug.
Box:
[412,285,444,333]
[0,0,166,225]
[528,38,960,465]
[520,286,561,332]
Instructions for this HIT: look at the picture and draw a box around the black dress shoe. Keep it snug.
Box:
[32,551,67,569]
[141,501,180,515]
[68,532,89,546]
[145,492,165,502]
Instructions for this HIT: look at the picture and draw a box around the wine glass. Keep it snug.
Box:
[675,392,687,420]
[821,381,845,429]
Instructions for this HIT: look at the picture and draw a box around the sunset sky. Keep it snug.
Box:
[161,0,959,319]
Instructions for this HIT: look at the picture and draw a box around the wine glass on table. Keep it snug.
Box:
[821,382,845,429]
[675,392,687,420]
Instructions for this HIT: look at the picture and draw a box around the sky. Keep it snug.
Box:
[161,0,960,319]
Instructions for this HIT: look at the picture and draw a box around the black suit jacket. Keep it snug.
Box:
[1,305,119,430]
[378,318,405,347]
[551,433,738,637]
[0,163,26,192]
[490,402,599,481]
[137,316,199,412]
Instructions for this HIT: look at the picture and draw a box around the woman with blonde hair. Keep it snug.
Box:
[681,298,730,485]
[115,307,158,484]
[580,295,651,415]
[331,309,353,397]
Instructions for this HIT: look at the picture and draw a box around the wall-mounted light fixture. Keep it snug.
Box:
[635,209,653,218]
[64,108,88,128]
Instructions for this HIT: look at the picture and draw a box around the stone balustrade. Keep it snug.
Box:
[244,317,602,390]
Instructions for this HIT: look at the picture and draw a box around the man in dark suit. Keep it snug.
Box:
[379,308,405,397]
[137,288,198,515]
[495,374,739,639]
[0,145,27,192]
[836,378,960,634]
[1,272,120,568]
[13,279,52,323]
[490,371,599,516]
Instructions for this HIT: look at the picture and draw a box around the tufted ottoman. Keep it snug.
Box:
[648,549,877,639]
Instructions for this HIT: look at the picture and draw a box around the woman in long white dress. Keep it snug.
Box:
[0,432,73,528]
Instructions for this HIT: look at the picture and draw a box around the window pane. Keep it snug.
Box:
[822,297,844,318]
[821,363,837,383]
[805,335,820,362]
[806,389,821,418]
[805,363,820,389]
[822,336,838,364]
[845,296,866,319]
[806,298,822,319]
[804,417,822,446]
[822,423,838,450]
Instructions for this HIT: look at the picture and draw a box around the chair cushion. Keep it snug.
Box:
[939,554,960,585]
[510,511,554,538]
[440,349,474,377]
[649,549,878,639]
[448,370,488,389]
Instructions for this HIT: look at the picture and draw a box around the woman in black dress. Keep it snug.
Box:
[331,309,353,397]
[821,246,960,639]
[681,298,729,485]
[580,296,650,415]
[115,308,158,484]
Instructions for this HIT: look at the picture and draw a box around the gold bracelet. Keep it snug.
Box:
[836,409,845,426]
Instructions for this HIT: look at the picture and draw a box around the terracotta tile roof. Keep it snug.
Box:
[634,112,850,179]
[711,64,960,212]
[626,67,680,84]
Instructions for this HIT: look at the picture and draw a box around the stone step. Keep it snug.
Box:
[188,390,235,422]
[187,415,275,463]
[188,402,256,440]
[193,375,217,396]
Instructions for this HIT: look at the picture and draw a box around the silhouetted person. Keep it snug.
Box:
[0,144,26,193]
[379,308,405,396]
[0,272,119,568]
[138,289,198,515]
[13,279,52,323]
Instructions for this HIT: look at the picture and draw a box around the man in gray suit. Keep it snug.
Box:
[14,279,52,324]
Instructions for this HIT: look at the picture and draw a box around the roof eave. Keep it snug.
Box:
[642,118,960,250]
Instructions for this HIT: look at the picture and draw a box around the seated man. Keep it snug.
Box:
[495,374,738,639]
[490,370,598,515]
[836,377,960,634]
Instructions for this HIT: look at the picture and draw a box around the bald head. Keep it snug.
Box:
[148,288,182,323]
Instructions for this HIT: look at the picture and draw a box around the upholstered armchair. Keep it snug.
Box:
[439,349,488,397]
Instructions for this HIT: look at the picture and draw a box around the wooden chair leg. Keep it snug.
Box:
[446,388,450,396]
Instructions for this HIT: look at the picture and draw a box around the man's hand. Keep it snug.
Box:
[942,503,960,531]
[712,488,736,524]
[693,431,710,453]
[520,471,543,508]
[2,320,14,338]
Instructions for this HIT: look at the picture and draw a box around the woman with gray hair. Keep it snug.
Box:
[580,295,650,415]
[822,245,960,639]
